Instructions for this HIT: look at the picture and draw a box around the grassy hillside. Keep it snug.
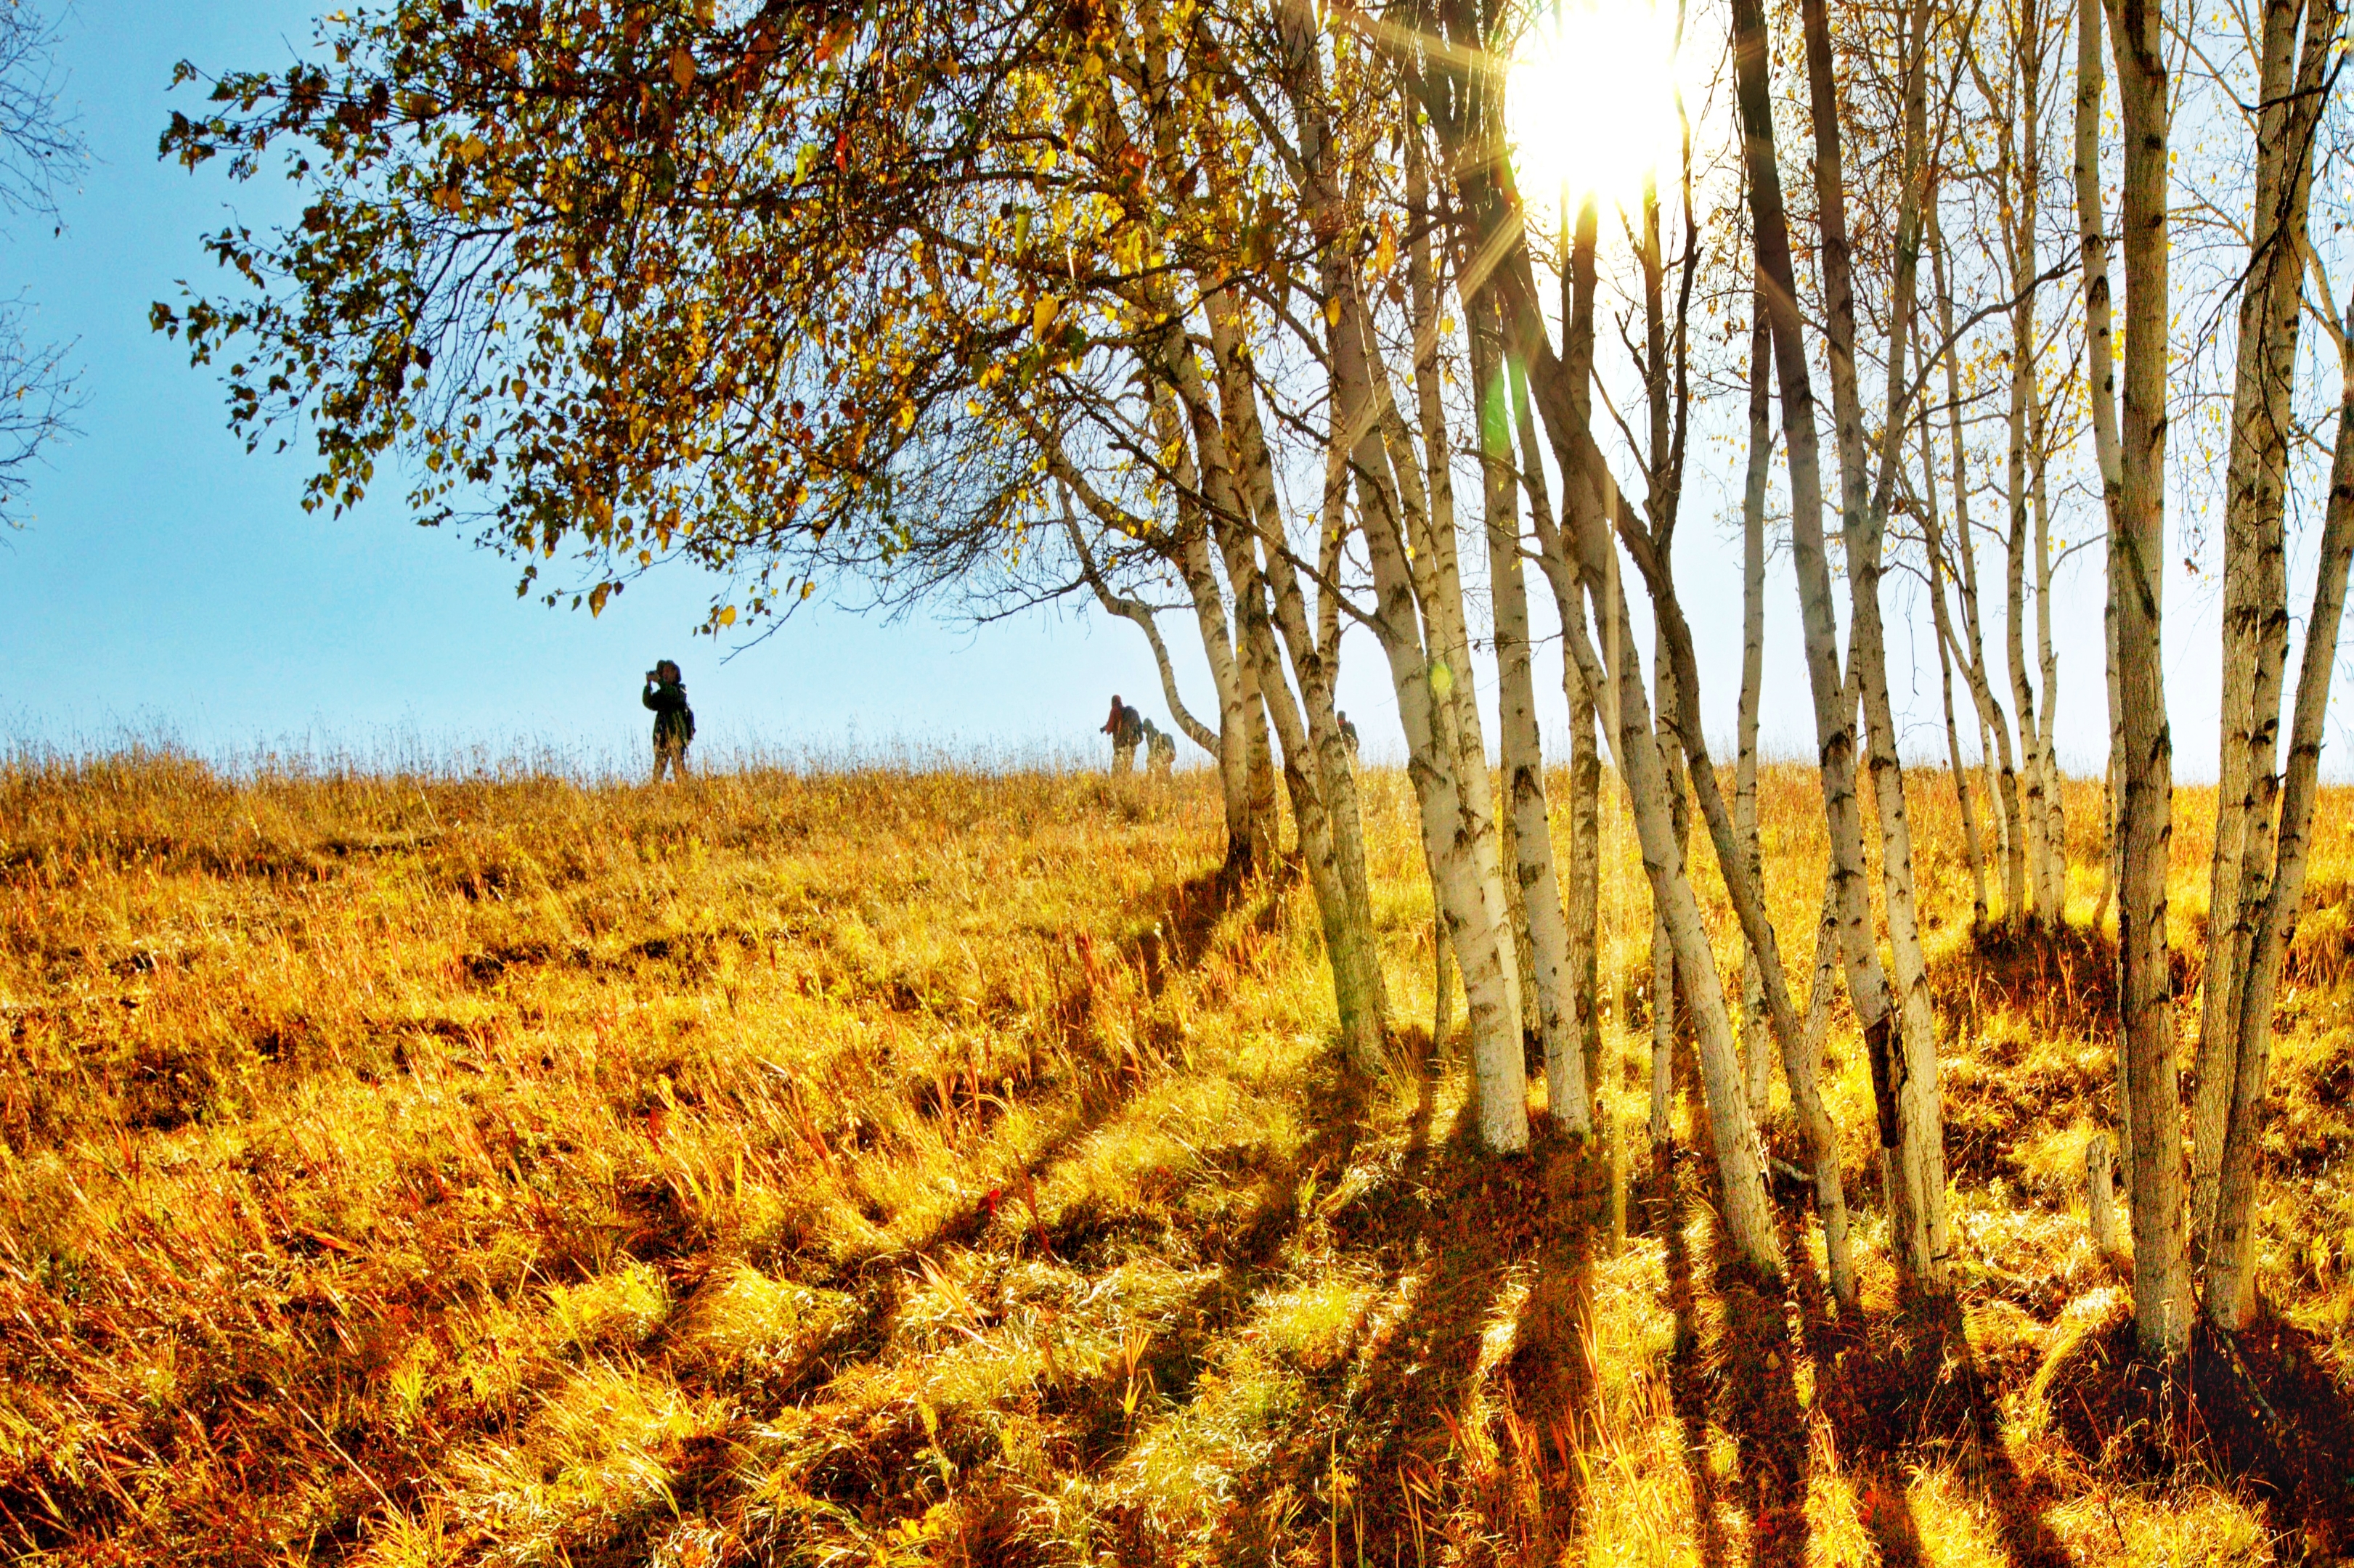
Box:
[2,754,2350,1565]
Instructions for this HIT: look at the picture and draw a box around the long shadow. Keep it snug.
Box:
[759,861,1388,1560]
[1653,1042,1805,1568]
[1657,1151,1733,1568]
[1202,1028,1599,1567]
[2043,1307,2354,1557]
[1497,1132,1605,1560]
[1695,1214,1809,1567]
[871,862,1276,1266]
[1809,1287,2069,1568]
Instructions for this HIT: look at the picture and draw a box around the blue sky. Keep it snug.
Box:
[0,1,2278,779]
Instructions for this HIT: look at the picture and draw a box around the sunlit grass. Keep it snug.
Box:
[0,750,2345,1563]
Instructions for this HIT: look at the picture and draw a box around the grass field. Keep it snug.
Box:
[3,751,2352,1565]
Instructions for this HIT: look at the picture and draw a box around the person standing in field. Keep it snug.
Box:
[1142,718,1176,782]
[643,660,695,782]
[1101,694,1144,777]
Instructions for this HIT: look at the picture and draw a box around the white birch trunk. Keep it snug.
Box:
[2207,309,2354,1326]
[1472,298,1587,1134]
[2108,0,2192,1355]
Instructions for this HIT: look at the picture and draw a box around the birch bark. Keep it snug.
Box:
[2076,0,2132,1188]
[2208,304,2354,1326]
[1472,295,1587,1133]
[1738,309,1776,1115]
[1732,0,1948,1290]
[2190,0,2334,1258]
[2107,0,2193,1355]
[1931,218,2030,917]
[1273,11,1526,1146]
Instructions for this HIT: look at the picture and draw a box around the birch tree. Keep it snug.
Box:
[2188,0,2344,1267]
[2101,0,2194,1355]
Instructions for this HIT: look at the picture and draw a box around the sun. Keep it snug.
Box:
[1503,0,1687,220]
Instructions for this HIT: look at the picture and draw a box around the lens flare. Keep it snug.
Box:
[1503,0,1686,219]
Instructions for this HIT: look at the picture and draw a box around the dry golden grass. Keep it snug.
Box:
[1,750,2350,1565]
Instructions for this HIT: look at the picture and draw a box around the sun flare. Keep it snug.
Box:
[1504,0,1686,219]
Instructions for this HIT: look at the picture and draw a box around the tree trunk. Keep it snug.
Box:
[2001,10,2051,925]
[2108,0,2192,1357]
[2190,0,2333,1261]
[1270,10,1526,1147]
[1931,216,2030,919]
[1738,308,1776,1118]
[1555,534,1785,1281]
[1160,332,1388,1069]
[1731,0,1947,1292]
[2032,409,2069,914]
[1201,291,1391,1067]
[1922,412,1992,926]
[1473,297,1587,1134]
[1470,216,1786,1277]
[2077,0,2132,1193]
[2207,314,2354,1326]
[1508,347,1602,1129]
[1649,627,1687,1149]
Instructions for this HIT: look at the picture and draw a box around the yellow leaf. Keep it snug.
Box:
[669,43,696,87]
[1324,296,1342,327]
[718,604,738,627]
[1374,216,1397,277]
[1033,295,1061,338]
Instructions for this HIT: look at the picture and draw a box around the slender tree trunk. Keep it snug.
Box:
[1634,534,1862,1305]
[2207,316,2354,1326]
[2109,0,2191,1356]
[1393,133,1528,1143]
[1165,337,1389,1071]
[1159,375,1279,876]
[1472,219,1787,1277]
[2077,0,2131,1187]
[1922,413,1992,926]
[2032,412,2069,914]
[1508,348,1603,1128]
[1732,0,1926,1281]
[1787,0,1952,1291]
[2191,0,2335,1261]
[1932,216,2030,918]
[1649,626,1687,1149]
[1997,0,2056,923]
[1555,529,1785,1281]
[1738,309,1776,1119]
[1272,9,1526,1146]
[1201,292,1390,1066]
[1472,295,1586,1133]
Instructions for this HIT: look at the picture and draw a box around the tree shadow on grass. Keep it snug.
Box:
[2040,1299,2354,1559]
[1189,1023,1605,1566]
[1804,1275,2070,1568]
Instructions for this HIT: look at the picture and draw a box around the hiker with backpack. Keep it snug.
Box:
[1142,719,1176,782]
[1101,694,1145,777]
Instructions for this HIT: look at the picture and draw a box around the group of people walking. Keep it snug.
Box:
[638,663,1347,788]
[1099,694,1177,782]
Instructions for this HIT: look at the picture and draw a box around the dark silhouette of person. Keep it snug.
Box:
[1339,710,1361,761]
[1101,694,1145,776]
[643,660,695,782]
